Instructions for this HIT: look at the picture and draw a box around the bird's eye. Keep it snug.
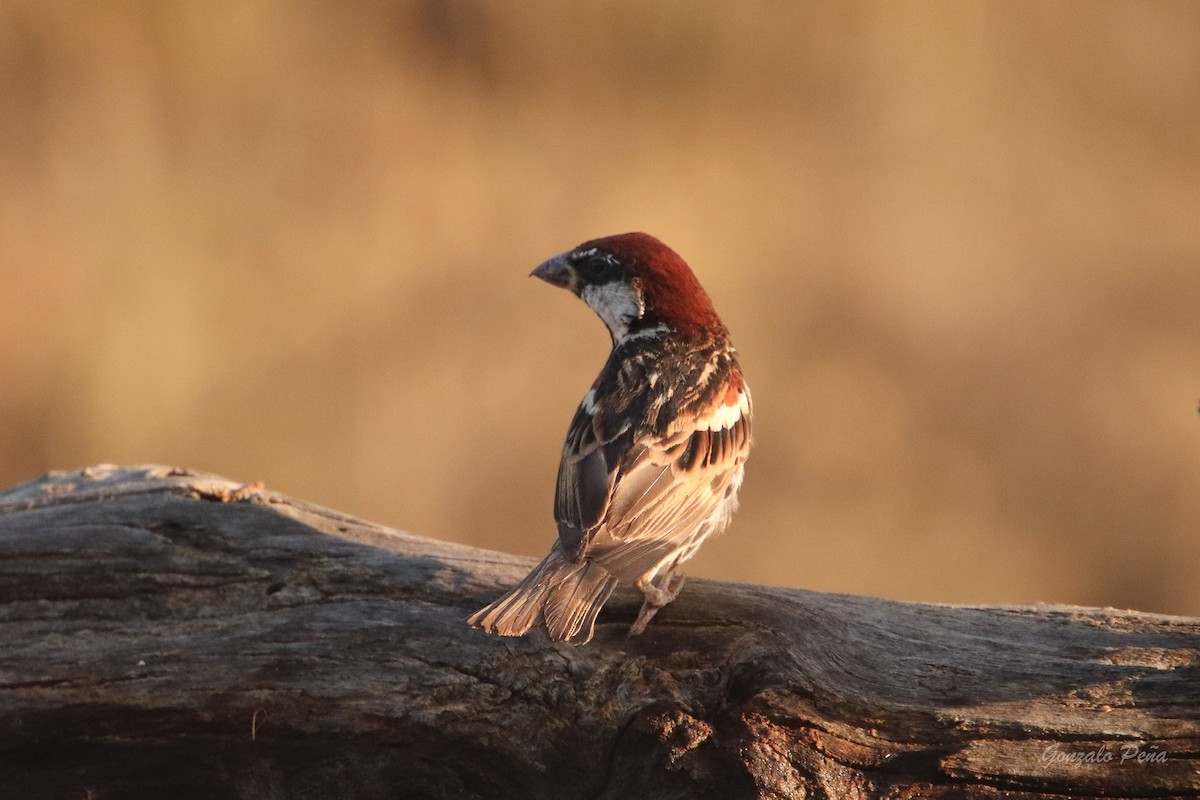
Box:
[579,254,618,282]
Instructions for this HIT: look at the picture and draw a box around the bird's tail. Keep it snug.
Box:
[467,548,618,645]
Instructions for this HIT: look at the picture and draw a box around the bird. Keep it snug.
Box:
[467,232,752,644]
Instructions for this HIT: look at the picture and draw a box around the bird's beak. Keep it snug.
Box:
[530,254,575,291]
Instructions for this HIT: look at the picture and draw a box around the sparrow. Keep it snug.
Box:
[467,232,752,644]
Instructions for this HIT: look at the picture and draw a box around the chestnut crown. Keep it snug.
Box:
[532,232,727,343]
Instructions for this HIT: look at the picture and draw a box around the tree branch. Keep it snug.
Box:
[1,465,1197,799]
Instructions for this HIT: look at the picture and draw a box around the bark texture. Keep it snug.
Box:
[0,465,1197,799]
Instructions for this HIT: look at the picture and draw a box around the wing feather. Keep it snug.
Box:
[552,347,751,579]
[553,391,631,558]
[588,380,751,582]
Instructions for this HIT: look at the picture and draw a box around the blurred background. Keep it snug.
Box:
[2,1,1198,615]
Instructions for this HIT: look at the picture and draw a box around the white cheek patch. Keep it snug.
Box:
[581,282,645,340]
[699,390,750,431]
[623,323,669,342]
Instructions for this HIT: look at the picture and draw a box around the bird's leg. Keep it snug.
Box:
[629,572,686,637]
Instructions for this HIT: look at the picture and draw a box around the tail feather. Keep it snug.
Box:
[467,549,617,645]
[466,556,555,638]
[543,561,618,644]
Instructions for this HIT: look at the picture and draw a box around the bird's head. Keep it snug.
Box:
[531,232,726,345]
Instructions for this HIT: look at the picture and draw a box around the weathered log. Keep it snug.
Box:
[0,465,1197,799]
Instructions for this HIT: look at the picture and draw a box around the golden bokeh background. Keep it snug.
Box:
[2,2,1198,614]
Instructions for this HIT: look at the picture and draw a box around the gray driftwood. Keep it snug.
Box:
[0,465,1197,799]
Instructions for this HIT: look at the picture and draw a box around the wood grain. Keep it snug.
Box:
[1,465,1197,799]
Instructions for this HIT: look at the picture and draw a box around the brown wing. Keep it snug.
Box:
[588,374,752,582]
[552,392,626,559]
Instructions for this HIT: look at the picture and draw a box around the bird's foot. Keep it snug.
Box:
[628,573,686,637]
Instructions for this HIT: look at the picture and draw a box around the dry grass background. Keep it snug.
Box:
[2,1,1198,615]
